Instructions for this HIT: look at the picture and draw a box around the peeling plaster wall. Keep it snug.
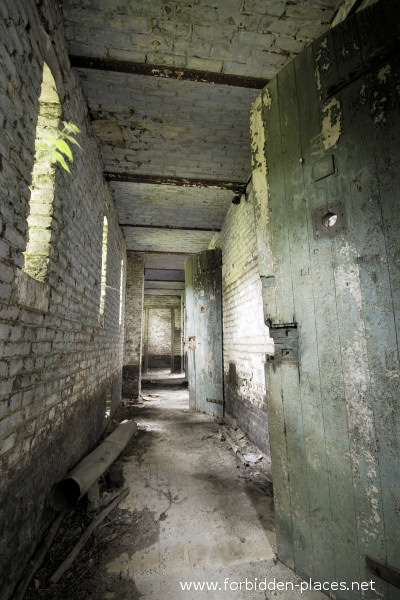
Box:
[250,2,400,597]
[0,1,126,597]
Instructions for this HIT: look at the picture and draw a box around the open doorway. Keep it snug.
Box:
[141,301,185,382]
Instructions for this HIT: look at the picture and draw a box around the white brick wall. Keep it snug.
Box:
[210,184,273,451]
[0,1,126,596]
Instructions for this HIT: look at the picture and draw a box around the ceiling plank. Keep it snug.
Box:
[145,281,185,290]
[145,268,185,271]
[145,269,185,282]
[70,55,269,89]
[105,172,244,192]
[144,289,183,296]
[143,251,190,257]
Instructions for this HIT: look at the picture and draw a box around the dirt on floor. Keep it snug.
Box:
[21,386,276,600]
[22,428,157,600]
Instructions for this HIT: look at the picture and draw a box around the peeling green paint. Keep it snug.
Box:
[321,97,342,150]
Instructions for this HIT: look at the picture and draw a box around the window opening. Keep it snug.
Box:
[23,63,60,281]
[99,216,108,316]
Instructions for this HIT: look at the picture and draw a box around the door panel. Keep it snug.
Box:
[185,249,223,417]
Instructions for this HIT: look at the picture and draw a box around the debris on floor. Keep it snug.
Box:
[20,383,324,600]
[218,422,273,496]
[242,452,263,464]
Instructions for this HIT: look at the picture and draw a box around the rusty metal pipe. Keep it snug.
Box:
[49,420,137,511]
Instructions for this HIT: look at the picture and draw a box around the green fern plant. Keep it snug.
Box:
[35,121,81,173]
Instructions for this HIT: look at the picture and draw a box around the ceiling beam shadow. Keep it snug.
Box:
[70,55,269,89]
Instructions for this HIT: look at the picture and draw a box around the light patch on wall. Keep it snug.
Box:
[92,117,131,148]
[99,216,108,316]
[262,87,272,109]
[366,484,381,525]
[105,385,112,419]
[24,63,60,282]
[335,243,375,440]
[314,36,328,92]
[119,259,124,329]
[360,450,382,540]
[335,244,362,305]
[384,367,400,378]
[371,91,387,125]
[162,123,189,140]
[322,97,342,150]
[377,64,390,84]
[249,92,274,279]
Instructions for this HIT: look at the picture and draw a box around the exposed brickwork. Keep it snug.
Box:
[143,294,182,308]
[142,294,183,372]
[114,183,233,229]
[210,184,274,455]
[57,0,347,261]
[147,308,172,369]
[123,251,144,398]
[62,0,342,79]
[225,380,270,453]
[81,72,258,182]
[0,1,126,597]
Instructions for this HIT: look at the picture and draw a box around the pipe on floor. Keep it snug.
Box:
[49,420,137,511]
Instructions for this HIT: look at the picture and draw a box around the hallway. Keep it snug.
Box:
[26,382,325,600]
[1,1,400,598]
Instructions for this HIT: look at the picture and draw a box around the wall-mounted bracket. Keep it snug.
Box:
[312,199,347,240]
[206,398,225,406]
[267,323,299,364]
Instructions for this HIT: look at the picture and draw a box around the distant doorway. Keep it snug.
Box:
[142,305,183,375]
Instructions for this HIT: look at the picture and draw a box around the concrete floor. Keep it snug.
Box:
[102,377,327,600]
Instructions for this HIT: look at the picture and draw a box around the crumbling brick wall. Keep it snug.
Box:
[0,2,126,597]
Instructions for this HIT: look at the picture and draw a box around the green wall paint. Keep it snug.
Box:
[185,249,223,417]
[250,2,400,598]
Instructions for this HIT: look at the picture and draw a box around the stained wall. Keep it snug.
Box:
[209,186,274,453]
[0,1,126,596]
[250,1,400,597]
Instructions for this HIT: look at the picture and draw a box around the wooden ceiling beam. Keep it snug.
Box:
[120,224,221,232]
[70,55,269,89]
[106,171,244,193]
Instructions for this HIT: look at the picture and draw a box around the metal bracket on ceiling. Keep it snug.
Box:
[232,174,252,205]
